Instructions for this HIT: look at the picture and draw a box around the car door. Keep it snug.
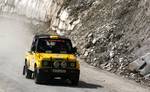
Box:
[28,37,38,71]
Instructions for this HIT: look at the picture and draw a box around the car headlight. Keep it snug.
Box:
[70,62,76,68]
[43,61,49,66]
[53,62,60,68]
[61,62,67,68]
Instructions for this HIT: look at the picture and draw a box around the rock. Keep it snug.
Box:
[56,30,65,36]
[92,38,97,44]
[100,62,108,69]
[84,51,89,57]
[94,58,97,61]
[128,58,145,71]
[144,74,150,80]
[119,58,124,63]
[84,42,92,48]
[140,53,150,69]
[93,60,99,67]
[109,51,115,58]
[129,73,136,79]
[105,63,112,71]
[90,49,94,52]
[129,53,150,76]
[88,33,93,37]
[139,62,150,76]
[59,9,69,21]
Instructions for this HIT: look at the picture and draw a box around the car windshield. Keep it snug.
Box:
[37,38,73,54]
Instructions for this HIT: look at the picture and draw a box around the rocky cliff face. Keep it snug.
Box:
[1,0,150,86]
[51,0,150,86]
[0,0,64,22]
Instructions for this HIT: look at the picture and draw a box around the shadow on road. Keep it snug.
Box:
[78,81,103,89]
[41,80,103,89]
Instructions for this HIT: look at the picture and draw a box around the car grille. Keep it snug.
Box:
[42,59,76,69]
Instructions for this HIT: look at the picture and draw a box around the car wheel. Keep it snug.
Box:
[23,65,26,75]
[71,77,79,86]
[34,69,42,84]
[25,68,32,79]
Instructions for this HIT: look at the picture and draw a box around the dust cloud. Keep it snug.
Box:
[0,16,35,54]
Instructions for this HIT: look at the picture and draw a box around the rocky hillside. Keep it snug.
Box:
[1,0,150,86]
[51,0,150,86]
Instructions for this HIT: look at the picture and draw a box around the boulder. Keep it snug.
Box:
[129,53,150,76]
[128,58,145,71]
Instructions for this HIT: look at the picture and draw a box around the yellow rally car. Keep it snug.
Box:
[23,34,80,85]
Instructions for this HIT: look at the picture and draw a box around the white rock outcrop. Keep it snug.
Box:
[0,0,64,22]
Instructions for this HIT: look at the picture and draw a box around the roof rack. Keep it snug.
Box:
[34,34,68,39]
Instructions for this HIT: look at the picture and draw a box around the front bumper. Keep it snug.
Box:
[37,68,80,78]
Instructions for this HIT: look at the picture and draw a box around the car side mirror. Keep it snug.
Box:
[31,46,36,52]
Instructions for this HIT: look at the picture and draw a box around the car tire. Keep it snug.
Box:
[71,80,79,86]
[34,69,42,84]
[71,76,79,86]
[23,65,26,75]
[23,64,32,79]
[25,68,32,79]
